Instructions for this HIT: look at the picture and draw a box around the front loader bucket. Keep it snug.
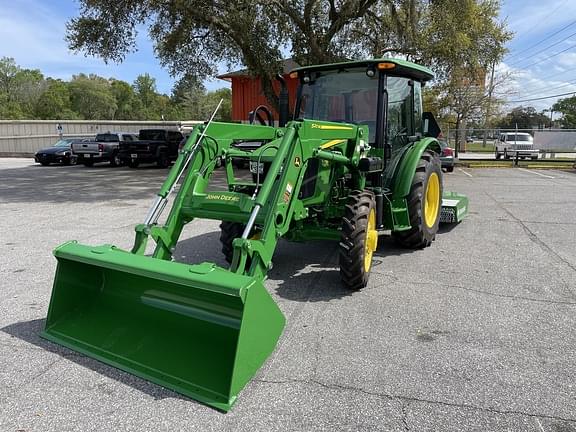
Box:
[41,242,285,412]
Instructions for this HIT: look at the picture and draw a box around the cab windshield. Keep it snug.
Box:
[297,68,379,142]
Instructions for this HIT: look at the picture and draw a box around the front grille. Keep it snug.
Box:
[513,144,533,150]
[440,208,456,223]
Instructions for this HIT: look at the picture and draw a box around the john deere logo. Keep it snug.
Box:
[206,194,240,202]
[294,157,301,167]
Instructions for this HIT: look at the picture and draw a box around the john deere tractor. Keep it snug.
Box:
[42,58,468,411]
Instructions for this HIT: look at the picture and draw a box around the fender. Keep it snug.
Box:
[391,137,441,199]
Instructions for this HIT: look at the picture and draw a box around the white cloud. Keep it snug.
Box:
[497,0,576,111]
[0,0,181,93]
[504,0,576,39]
[0,1,95,67]
[499,61,576,111]
[556,52,576,67]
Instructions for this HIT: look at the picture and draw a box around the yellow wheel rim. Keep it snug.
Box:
[364,208,378,273]
[424,172,440,228]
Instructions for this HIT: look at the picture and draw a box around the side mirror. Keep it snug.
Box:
[422,112,441,138]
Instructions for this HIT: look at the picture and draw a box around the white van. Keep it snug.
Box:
[495,132,538,160]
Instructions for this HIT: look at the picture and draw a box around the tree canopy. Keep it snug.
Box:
[66,0,511,108]
[495,106,551,130]
[0,57,231,121]
[552,96,576,129]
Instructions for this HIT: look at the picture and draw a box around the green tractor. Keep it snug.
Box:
[42,58,468,411]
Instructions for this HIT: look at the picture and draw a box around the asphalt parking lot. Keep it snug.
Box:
[1,158,576,431]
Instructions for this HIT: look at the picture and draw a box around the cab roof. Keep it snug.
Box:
[291,58,434,82]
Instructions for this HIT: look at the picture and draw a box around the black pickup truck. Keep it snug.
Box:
[118,129,184,168]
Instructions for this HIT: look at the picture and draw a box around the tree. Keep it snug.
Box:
[0,57,47,119]
[35,79,78,119]
[110,79,140,119]
[435,67,513,147]
[552,96,576,129]
[66,0,510,110]
[133,73,157,111]
[0,57,20,101]
[496,106,551,130]
[68,74,117,119]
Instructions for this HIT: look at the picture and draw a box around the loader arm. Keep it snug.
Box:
[136,119,365,283]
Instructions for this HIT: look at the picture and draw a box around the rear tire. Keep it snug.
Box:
[83,160,94,167]
[128,160,139,168]
[110,152,121,167]
[339,190,378,290]
[157,153,170,168]
[40,161,50,166]
[446,166,454,173]
[504,149,510,160]
[392,151,443,249]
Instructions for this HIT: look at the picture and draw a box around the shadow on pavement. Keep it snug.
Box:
[176,232,351,303]
[0,163,244,204]
[1,318,187,402]
[0,163,166,204]
[1,229,441,401]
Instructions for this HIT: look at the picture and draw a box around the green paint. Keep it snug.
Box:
[42,58,468,412]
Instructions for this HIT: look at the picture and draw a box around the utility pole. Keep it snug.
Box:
[482,62,496,147]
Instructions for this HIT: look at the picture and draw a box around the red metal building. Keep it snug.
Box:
[217,59,300,122]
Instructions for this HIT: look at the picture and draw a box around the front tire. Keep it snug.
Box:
[339,190,378,290]
[495,149,501,160]
[393,151,443,249]
[220,221,245,263]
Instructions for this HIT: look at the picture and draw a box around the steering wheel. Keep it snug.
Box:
[249,105,275,127]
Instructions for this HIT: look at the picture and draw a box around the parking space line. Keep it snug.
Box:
[518,168,555,179]
[458,168,473,177]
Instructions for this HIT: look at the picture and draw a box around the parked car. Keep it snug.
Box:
[495,132,538,160]
[34,138,90,166]
[72,132,138,167]
[118,129,184,168]
[439,140,455,172]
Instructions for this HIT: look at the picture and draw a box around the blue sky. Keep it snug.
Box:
[0,0,229,94]
[498,0,576,112]
[1,0,575,113]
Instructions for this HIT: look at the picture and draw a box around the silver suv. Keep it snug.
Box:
[495,132,538,160]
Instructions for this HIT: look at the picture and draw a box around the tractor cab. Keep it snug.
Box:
[290,59,438,159]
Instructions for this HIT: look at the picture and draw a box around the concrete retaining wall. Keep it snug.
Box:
[0,120,201,156]
[534,130,576,151]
